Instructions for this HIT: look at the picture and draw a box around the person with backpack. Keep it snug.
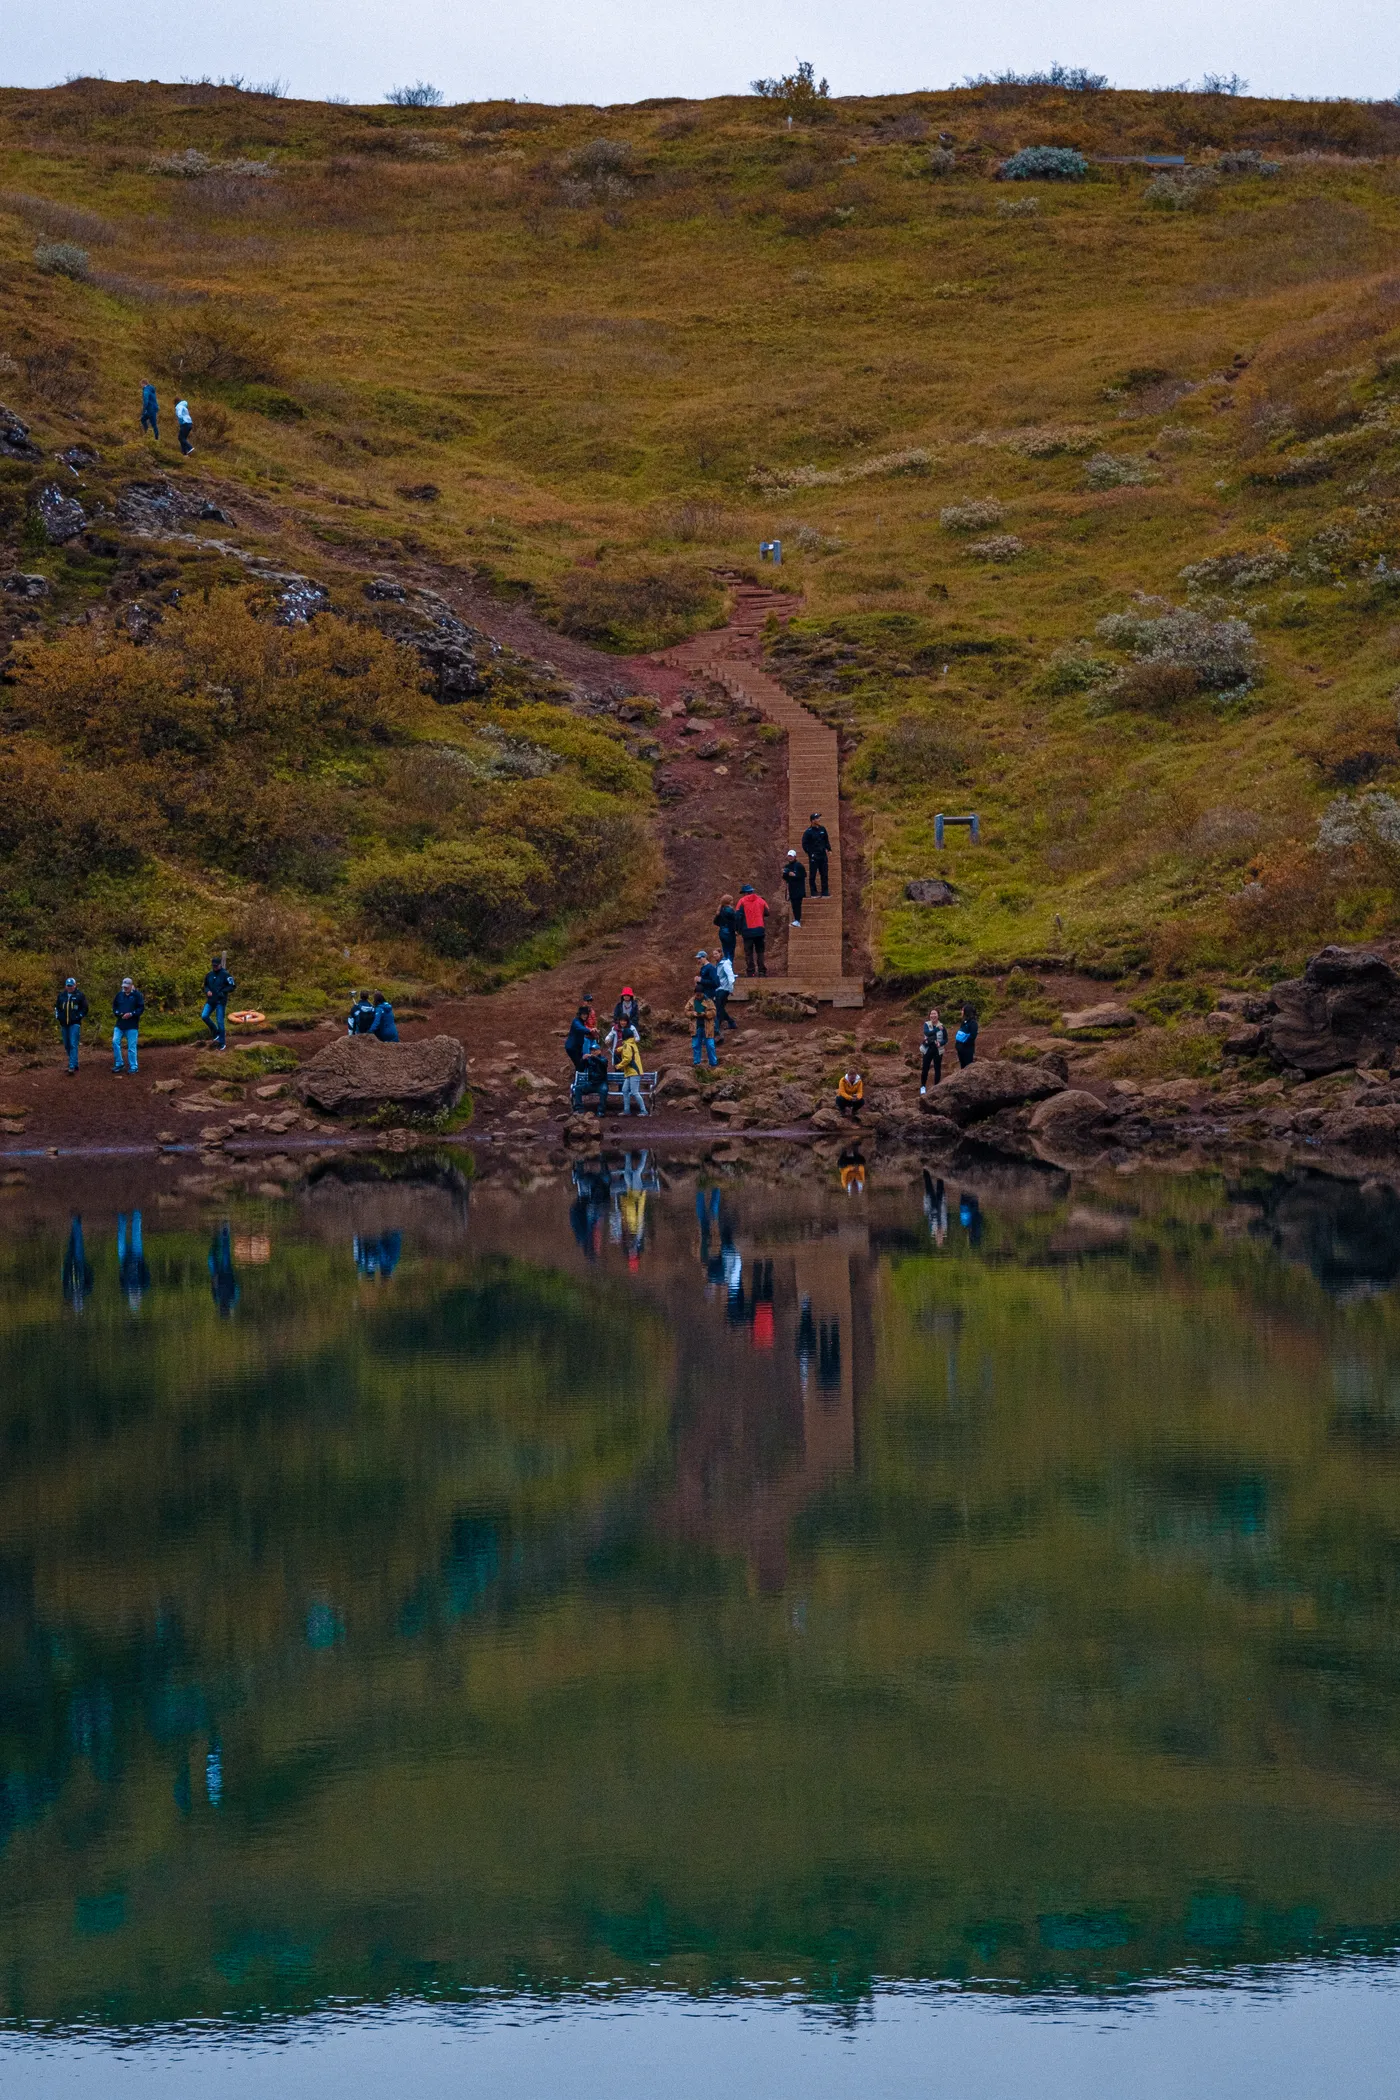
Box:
[781,849,807,930]
[735,884,768,977]
[920,1005,947,1094]
[54,977,89,1073]
[347,992,377,1035]
[690,981,718,1069]
[369,992,399,1041]
[955,1003,979,1069]
[112,977,145,1074]
[140,382,159,440]
[802,812,831,897]
[175,398,194,455]
[711,947,737,1032]
[713,895,739,966]
[201,956,235,1050]
[615,1026,648,1116]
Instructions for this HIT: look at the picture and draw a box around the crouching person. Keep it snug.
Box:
[837,1069,864,1120]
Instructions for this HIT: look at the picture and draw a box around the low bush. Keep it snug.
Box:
[33,240,90,279]
[1179,546,1289,592]
[143,304,282,386]
[999,147,1088,182]
[968,534,1025,560]
[852,713,970,785]
[1096,601,1258,697]
[1316,791,1400,892]
[940,497,1004,532]
[386,83,445,107]
[997,197,1039,219]
[357,836,551,957]
[1084,452,1152,489]
[927,147,956,176]
[1040,647,1114,693]
[1145,168,1220,210]
[550,562,722,651]
[195,1044,299,1081]
[1217,149,1280,175]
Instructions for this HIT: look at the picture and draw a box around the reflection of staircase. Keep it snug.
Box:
[656,578,863,1008]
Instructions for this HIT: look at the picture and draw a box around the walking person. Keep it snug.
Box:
[919,1005,947,1095]
[201,955,236,1050]
[112,976,145,1074]
[691,981,718,1069]
[781,849,807,930]
[711,947,737,1032]
[616,1026,649,1116]
[736,884,768,977]
[54,976,88,1073]
[175,397,194,455]
[955,1003,979,1069]
[802,812,831,898]
[713,894,739,967]
[140,382,159,440]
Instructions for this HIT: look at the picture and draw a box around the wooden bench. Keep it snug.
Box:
[570,1066,660,1114]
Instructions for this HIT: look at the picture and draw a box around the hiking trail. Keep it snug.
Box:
[655,575,864,1008]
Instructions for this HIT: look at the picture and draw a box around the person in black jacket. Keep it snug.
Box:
[347,992,377,1035]
[955,1003,979,1069]
[201,957,236,1050]
[112,977,145,1074]
[782,849,807,929]
[919,1005,947,1094]
[565,1000,596,1072]
[713,895,739,965]
[695,949,721,997]
[802,813,831,897]
[54,978,88,1073]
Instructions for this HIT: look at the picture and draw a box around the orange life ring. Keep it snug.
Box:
[228,1010,267,1025]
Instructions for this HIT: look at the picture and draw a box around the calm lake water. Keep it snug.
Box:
[4,1147,1400,2095]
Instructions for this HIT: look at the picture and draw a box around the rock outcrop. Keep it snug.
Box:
[1061,1002,1136,1035]
[1261,947,1400,1076]
[295,1035,467,1116]
[0,407,40,462]
[934,1058,1067,1126]
[906,878,957,906]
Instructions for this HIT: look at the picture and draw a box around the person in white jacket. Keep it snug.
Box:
[711,947,737,1033]
[175,398,194,455]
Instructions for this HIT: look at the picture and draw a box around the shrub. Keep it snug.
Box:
[33,240,90,279]
[1217,148,1280,176]
[550,562,722,651]
[568,138,632,178]
[964,66,1107,90]
[752,60,830,107]
[1145,167,1220,210]
[998,196,1039,218]
[927,147,956,175]
[1111,660,1206,712]
[999,147,1088,182]
[358,836,551,957]
[852,714,969,785]
[940,497,1004,533]
[144,304,281,385]
[386,83,445,107]
[21,340,92,408]
[150,149,215,177]
[1041,647,1113,693]
[1179,547,1289,592]
[490,778,657,904]
[1316,791,1400,891]
[1096,601,1258,697]
[968,534,1025,560]
[1083,452,1152,489]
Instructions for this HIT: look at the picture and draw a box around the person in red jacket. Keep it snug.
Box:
[735,884,768,977]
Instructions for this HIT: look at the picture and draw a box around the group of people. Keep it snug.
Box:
[141,382,195,455]
[566,987,651,1115]
[919,1002,979,1091]
[54,958,237,1073]
[710,812,833,981]
[346,992,400,1041]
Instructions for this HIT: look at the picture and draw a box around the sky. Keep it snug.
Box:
[3,0,1397,107]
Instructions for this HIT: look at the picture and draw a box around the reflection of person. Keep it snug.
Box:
[838,1147,865,1195]
[619,1151,649,1263]
[959,1191,983,1248]
[63,1214,93,1314]
[570,1160,611,1259]
[923,1169,947,1246]
[117,1211,151,1309]
[208,1223,240,1316]
[750,1258,774,1347]
[354,1230,402,1279]
[796,1295,816,1389]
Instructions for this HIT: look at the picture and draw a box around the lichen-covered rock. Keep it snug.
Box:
[1262,947,1400,1076]
[295,1034,466,1115]
[0,406,40,461]
[1061,1002,1136,1035]
[35,483,86,544]
[936,1058,1066,1126]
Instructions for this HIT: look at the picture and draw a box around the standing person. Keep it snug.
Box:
[54,976,88,1074]
[112,976,145,1074]
[802,812,831,898]
[140,382,159,440]
[613,985,642,1034]
[565,998,597,1073]
[346,991,377,1035]
[955,1003,979,1069]
[369,992,399,1041]
[175,397,194,455]
[690,981,718,1069]
[920,1005,947,1095]
[615,1026,648,1116]
[712,947,737,1032]
[201,955,235,1050]
[781,849,807,930]
[735,884,768,978]
[713,894,739,966]
[695,949,720,998]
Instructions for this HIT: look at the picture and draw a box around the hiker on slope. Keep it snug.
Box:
[735,884,768,977]
[802,812,831,897]
[782,849,807,930]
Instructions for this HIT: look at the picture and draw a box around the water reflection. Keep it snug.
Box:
[3,1157,1400,2035]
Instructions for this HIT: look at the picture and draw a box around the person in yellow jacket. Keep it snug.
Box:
[616,1027,649,1115]
[837,1069,864,1121]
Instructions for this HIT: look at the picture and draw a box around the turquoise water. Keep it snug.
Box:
[2,1150,1400,2092]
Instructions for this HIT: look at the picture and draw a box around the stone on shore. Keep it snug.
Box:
[1061,1002,1137,1036]
[1262,946,1400,1076]
[935,1058,1067,1127]
[295,1034,467,1116]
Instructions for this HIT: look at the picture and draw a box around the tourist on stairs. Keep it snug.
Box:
[802,813,831,897]
[736,885,768,977]
[782,849,807,930]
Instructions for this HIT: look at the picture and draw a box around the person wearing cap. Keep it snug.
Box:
[711,946,737,1032]
[112,976,145,1074]
[735,884,768,977]
[782,848,807,930]
[695,949,721,999]
[565,998,596,1073]
[54,977,89,1073]
[613,986,642,1033]
[802,812,831,898]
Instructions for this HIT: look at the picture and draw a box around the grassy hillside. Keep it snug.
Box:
[4,76,1400,1024]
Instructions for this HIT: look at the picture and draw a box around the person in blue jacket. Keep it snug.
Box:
[201,957,235,1049]
[347,991,377,1035]
[55,977,88,1072]
[112,977,145,1073]
[369,992,399,1041]
[140,382,159,439]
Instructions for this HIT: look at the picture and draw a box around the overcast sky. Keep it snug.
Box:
[4,0,1397,107]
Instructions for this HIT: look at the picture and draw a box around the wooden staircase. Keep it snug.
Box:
[655,580,863,1007]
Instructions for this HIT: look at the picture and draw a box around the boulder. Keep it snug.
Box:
[3,572,49,599]
[1262,947,1400,1076]
[35,484,86,544]
[778,1083,816,1120]
[0,406,40,462]
[906,878,958,907]
[1314,1106,1400,1158]
[1027,1087,1120,1167]
[1061,1002,1137,1035]
[935,1058,1066,1127]
[295,1034,466,1116]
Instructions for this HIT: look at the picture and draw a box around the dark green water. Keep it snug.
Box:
[3,1150,1400,2091]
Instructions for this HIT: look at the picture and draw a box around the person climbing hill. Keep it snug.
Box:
[736,885,768,977]
[782,849,807,930]
[802,813,831,897]
[713,895,739,966]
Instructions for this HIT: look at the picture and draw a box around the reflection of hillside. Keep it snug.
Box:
[3,1168,1400,2024]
